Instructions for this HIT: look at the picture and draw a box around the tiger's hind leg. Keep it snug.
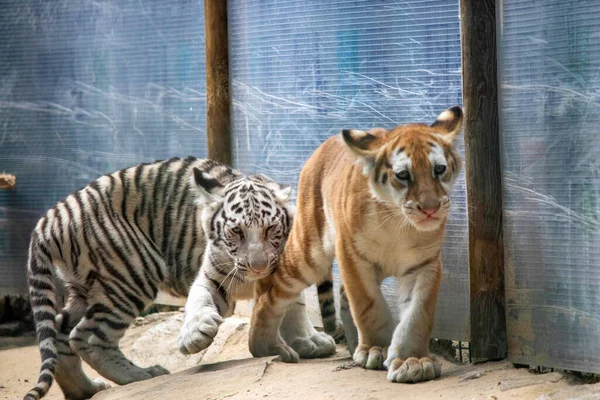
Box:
[316,268,345,344]
[69,285,169,385]
[279,290,337,359]
[54,296,111,400]
[338,285,358,355]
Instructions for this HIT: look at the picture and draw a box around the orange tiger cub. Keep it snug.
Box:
[250,106,463,383]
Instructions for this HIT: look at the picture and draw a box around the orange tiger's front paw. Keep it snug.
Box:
[386,356,441,383]
[249,333,300,363]
[353,344,388,370]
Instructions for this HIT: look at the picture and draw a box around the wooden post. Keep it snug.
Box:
[0,174,16,189]
[460,0,507,361]
[205,0,232,165]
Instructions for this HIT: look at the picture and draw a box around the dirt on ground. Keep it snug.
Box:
[1,312,599,400]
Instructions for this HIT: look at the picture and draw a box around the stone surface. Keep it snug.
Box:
[3,312,600,400]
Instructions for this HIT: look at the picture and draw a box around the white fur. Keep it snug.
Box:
[428,143,450,192]
[436,109,454,122]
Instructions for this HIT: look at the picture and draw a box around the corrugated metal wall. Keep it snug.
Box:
[0,0,208,294]
[229,0,469,340]
[499,0,600,373]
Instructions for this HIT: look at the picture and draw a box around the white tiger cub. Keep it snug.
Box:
[177,170,336,359]
[24,157,334,400]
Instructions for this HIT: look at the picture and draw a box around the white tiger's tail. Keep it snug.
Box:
[23,236,59,400]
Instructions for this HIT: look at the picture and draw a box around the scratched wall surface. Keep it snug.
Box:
[229,0,469,340]
[0,1,207,294]
[499,0,600,372]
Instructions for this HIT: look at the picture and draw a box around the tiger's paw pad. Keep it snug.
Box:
[64,378,111,400]
[143,364,170,378]
[177,311,223,355]
[250,340,300,363]
[92,378,112,391]
[353,345,387,370]
[290,332,336,359]
[386,357,441,383]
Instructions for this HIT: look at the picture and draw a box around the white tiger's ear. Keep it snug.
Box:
[256,174,293,205]
[274,185,292,204]
[341,128,386,172]
[190,167,225,206]
[430,106,463,144]
[274,184,295,220]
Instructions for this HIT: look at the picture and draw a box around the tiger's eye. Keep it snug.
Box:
[231,226,244,238]
[434,165,447,175]
[395,170,410,181]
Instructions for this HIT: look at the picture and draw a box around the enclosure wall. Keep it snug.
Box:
[499,0,600,372]
[228,0,469,340]
[0,1,208,294]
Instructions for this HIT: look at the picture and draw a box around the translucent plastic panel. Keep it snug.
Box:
[0,1,207,294]
[229,0,468,340]
[499,0,600,372]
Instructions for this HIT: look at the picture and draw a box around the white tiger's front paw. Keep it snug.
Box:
[289,332,336,359]
[143,364,170,377]
[177,311,223,355]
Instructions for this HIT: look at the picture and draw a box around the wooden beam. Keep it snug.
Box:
[205,0,232,165]
[0,174,16,189]
[460,0,507,361]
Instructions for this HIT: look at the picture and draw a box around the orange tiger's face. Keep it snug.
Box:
[342,106,463,231]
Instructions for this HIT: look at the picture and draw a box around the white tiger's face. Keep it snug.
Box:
[192,170,294,282]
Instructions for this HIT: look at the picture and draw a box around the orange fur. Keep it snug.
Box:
[250,107,463,383]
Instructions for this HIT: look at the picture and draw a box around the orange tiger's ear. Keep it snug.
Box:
[341,128,385,163]
[430,106,463,144]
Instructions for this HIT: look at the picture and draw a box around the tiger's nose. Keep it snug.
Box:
[248,252,269,272]
[249,260,268,272]
[418,204,440,216]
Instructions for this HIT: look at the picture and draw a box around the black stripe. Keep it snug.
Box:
[40,347,57,360]
[206,276,228,313]
[320,299,336,318]
[29,278,53,291]
[96,250,146,311]
[37,371,54,384]
[95,278,140,317]
[73,190,101,269]
[82,327,109,343]
[51,207,64,261]
[94,317,130,331]
[317,280,333,294]
[33,311,55,322]
[146,168,157,242]
[30,297,55,308]
[86,187,155,299]
[40,358,57,370]
[119,169,129,217]
[402,254,440,277]
[37,326,56,341]
[63,200,81,273]
[187,204,199,277]
[85,303,114,319]
[58,351,79,357]
[163,157,195,274]
[101,180,163,288]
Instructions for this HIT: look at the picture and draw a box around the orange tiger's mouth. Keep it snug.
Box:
[411,212,446,231]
